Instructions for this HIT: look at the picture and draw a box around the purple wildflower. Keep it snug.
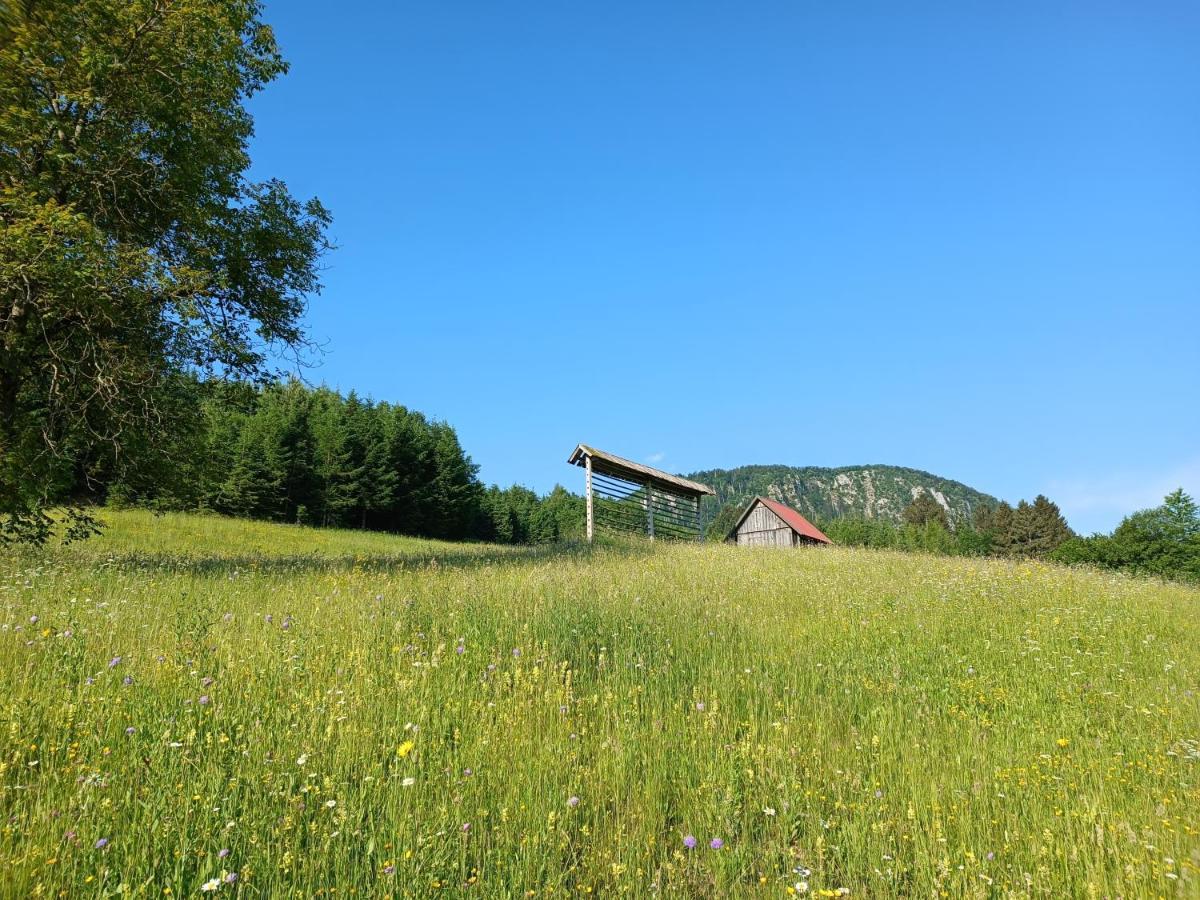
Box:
[198,695,211,705]
[456,644,465,655]
[65,830,78,843]
[710,838,724,850]
[567,796,579,808]
[222,613,233,622]
[108,656,122,669]
[264,614,273,624]
[122,675,134,686]
[125,726,136,736]
[218,848,230,859]
[461,822,471,832]
[683,835,697,849]
[201,676,214,687]
[30,615,39,624]
[383,864,396,875]
[95,837,109,849]
[695,701,705,712]
[85,677,95,686]
[512,648,521,657]
[281,617,292,630]
[463,767,473,777]
[224,872,238,884]
[986,851,995,861]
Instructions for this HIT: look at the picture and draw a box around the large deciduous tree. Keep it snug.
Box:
[0,0,330,542]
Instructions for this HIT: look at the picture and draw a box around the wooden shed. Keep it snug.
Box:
[727,496,832,548]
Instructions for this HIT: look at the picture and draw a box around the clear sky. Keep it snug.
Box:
[246,1,1199,535]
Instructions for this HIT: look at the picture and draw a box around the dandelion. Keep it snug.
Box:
[710,838,724,850]
[95,838,109,849]
[1056,738,1070,748]
[682,835,697,849]
[396,740,414,759]
[567,795,580,808]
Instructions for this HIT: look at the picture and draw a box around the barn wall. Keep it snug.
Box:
[734,503,796,547]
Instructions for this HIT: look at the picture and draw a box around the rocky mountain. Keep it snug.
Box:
[689,464,998,527]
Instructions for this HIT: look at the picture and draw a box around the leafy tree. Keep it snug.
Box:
[0,0,329,542]
[1109,489,1200,580]
[902,493,949,529]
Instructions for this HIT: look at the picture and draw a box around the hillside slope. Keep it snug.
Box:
[3,510,1198,896]
[691,463,998,525]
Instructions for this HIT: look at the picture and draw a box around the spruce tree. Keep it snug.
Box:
[903,493,950,529]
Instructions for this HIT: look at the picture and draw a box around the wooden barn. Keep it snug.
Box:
[727,496,832,548]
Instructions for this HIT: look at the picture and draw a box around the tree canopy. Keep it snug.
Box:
[0,0,329,542]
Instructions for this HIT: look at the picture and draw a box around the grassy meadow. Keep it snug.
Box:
[1,509,1198,898]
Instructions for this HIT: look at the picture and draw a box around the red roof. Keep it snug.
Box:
[754,497,832,544]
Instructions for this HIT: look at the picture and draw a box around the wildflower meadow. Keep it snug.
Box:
[1,510,1197,897]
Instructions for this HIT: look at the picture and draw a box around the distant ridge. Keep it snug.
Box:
[688,464,999,526]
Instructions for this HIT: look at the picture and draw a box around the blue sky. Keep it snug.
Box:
[247,1,1199,534]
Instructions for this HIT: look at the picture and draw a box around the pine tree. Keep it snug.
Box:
[903,492,949,529]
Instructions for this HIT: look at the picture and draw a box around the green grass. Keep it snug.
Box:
[2,509,1198,898]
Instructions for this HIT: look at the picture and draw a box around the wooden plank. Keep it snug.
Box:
[646,479,655,540]
[567,444,715,497]
[585,455,594,543]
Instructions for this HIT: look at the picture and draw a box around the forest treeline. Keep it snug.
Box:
[75,378,1198,582]
[792,489,1199,583]
[87,379,583,544]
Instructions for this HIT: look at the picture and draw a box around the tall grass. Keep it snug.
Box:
[2,510,1197,897]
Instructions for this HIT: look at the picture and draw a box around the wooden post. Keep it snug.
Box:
[696,495,704,542]
[585,455,594,543]
[646,480,655,540]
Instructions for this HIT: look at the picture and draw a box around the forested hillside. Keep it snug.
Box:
[692,463,997,526]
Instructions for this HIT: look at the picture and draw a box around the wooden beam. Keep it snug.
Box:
[646,479,654,540]
[585,455,594,543]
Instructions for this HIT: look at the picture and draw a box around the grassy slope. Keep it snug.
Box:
[1,510,1197,898]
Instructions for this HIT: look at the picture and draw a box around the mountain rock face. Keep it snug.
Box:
[689,464,998,526]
